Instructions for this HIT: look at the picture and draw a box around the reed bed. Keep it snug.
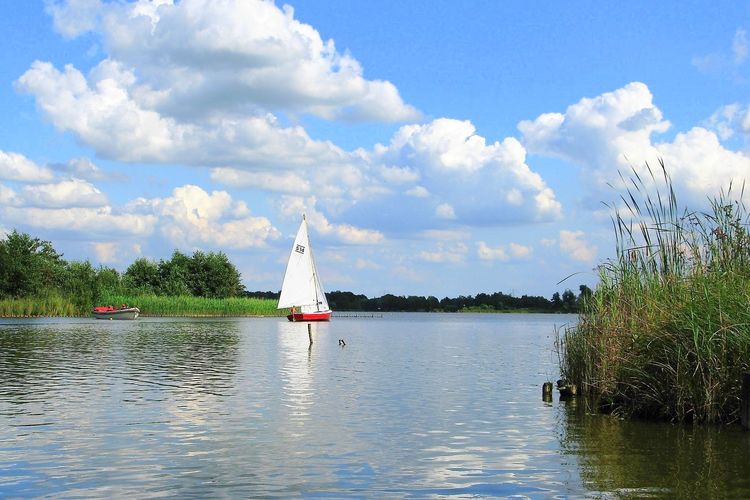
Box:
[558,162,750,423]
[0,294,82,317]
[99,294,284,317]
[0,294,283,317]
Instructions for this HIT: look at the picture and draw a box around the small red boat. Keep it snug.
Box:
[92,304,140,320]
[287,310,332,322]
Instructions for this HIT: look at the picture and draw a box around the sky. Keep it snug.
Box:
[1,0,749,299]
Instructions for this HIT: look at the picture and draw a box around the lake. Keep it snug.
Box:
[2,313,750,498]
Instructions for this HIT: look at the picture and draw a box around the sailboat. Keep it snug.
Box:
[277,215,332,321]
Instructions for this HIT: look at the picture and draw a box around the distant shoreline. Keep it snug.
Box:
[0,292,582,318]
[0,308,577,319]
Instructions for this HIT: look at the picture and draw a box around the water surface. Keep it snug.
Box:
[1,314,749,497]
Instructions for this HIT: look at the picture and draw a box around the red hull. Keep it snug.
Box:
[287,311,332,322]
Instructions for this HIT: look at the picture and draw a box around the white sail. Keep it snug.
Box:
[278,216,330,313]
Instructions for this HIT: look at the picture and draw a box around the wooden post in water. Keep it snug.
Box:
[742,372,750,429]
[308,323,313,345]
[557,379,577,400]
[542,382,553,402]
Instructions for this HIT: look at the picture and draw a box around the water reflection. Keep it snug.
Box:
[560,398,750,498]
[6,314,750,497]
[0,321,241,406]
[0,318,245,497]
[0,324,115,409]
[120,320,241,396]
[277,321,317,431]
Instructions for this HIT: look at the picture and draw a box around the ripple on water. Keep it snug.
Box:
[4,314,750,498]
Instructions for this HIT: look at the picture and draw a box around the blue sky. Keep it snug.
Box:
[1,0,749,299]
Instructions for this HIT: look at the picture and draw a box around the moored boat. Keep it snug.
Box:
[287,310,332,322]
[278,215,332,322]
[92,305,140,320]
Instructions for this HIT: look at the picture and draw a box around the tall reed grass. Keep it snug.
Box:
[0,293,283,317]
[558,162,750,423]
[0,294,81,317]
[99,294,284,317]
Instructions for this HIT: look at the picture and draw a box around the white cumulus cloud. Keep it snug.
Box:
[435,203,456,220]
[16,60,345,169]
[476,241,532,261]
[21,178,108,208]
[559,230,597,263]
[419,242,468,264]
[363,118,562,228]
[210,167,311,194]
[91,241,141,264]
[405,185,430,198]
[0,173,154,238]
[129,184,280,249]
[0,184,20,206]
[519,82,750,205]
[52,157,110,181]
[0,151,55,183]
[46,0,103,39]
[519,82,669,182]
[1,206,156,237]
[707,103,750,140]
[278,195,384,245]
[44,0,418,122]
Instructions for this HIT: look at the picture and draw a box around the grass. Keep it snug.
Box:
[0,294,81,317]
[99,294,284,317]
[558,161,750,424]
[0,293,285,318]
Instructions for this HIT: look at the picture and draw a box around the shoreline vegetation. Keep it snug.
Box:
[0,294,284,318]
[0,229,592,318]
[0,294,582,318]
[558,163,750,424]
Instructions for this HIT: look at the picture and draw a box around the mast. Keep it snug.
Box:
[306,217,322,312]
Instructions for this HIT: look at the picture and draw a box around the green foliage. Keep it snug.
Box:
[184,250,244,298]
[0,229,252,316]
[157,250,191,296]
[561,289,577,312]
[99,293,282,317]
[551,292,562,308]
[320,289,585,312]
[0,293,81,317]
[559,162,750,424]
[123,257,160,294]
[96,266,124,295]
[124,250,243,298]
[0,230,65,298]
[0,228,587,318]
[63,261,99,310]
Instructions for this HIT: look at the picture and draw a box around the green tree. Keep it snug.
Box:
[63,261,99,309]
[187,250,243,298]
[0,230,65,298]
[561,289,577,312]
[123,257,160,294]
[158,250,191,296]
[426,296,440,311]
[96,266,122,296]
[551,292,563,310]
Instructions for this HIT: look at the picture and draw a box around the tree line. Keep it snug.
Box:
[1,229,591,313]
[0,230,244,309]
[248,287,592,313]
